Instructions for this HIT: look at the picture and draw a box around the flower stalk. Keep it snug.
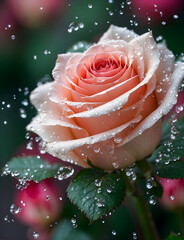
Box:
[122,171,160,240]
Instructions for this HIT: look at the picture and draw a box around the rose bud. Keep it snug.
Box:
[14,179,62,228]
[159,178,184,209]
[8,0,65,28]
[132,0,184,23]
[27,25,184,170]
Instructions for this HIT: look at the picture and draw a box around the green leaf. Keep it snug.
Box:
[152,160,184,179]
[67,169,126,223]
[166,233,184,240]
[147,117,184,179]
[67,41,92,53]
[148,117,184,164]
[2,156,73,181]
[53,220,94,240]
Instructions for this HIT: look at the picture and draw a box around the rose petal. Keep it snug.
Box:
[52,53,82,81]
[155,43,175,105]
[99,25,138,43]
[46,115,142,155]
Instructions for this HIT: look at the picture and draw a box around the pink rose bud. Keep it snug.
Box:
[159,178,184,209]
[8,0,65,28]
[27,25,184,170]
[14,179,62,228]
[132,0,184,23]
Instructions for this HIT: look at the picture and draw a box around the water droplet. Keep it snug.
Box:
[112,161,119,169]
[38,140,46,154]
[71,217,77,228]
[170,195,174,201]
[33,231,39,239]
[133,232,137,240]
[21,99,29,106]
[88,3,92,8]
[33,55,37,60]
[112,230,116,236]
[56,166,74,180]
[126,0,131,5]
[149,195,156,205]
[175,105,183,113]
[4,215,14,223]
[79,22,84,29]
[96,202,104,208]
[161,21,166,25]
[146,178,154,189]
[114,137,122,143]
[68,22,80,33]
[173,15,179,19]
[10,204,22,215]
[44,50,51,55]
[95,179,102,187]
[11,35,15,40]
[25,132,30,139]
[107,188,112,193]
[19,108,27,118]
[26,141,33,150]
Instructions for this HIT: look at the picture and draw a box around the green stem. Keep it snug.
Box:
[122,172,160,240]
[136,159,152,180]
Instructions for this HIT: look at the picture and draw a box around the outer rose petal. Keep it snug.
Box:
[99,25,138,43]
[79,120,162,170]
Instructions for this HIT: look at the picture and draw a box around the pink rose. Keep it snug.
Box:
[159,178,184,209]
[27,25,184,170]
[14,179,62,228]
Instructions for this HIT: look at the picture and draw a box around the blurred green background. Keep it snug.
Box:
[0,0,184,239]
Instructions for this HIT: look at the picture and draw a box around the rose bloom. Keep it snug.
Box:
[14,179,62,228]
[27,25,184,170]
[159,178,184,209]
